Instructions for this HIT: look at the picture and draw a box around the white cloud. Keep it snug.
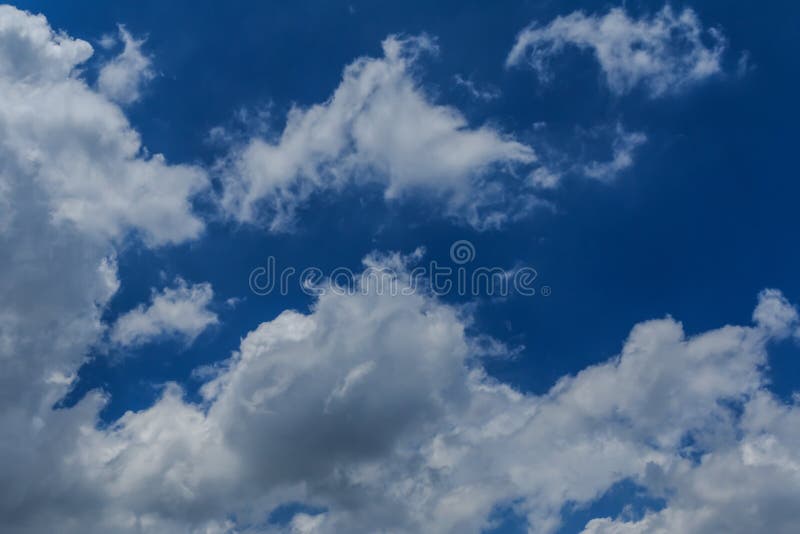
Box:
[110,279,218,347]
[752,288,799,339]
[0,6,209,532]
[582,124,647,182]
[1,5,797,534]
[0,5,208,246]
[453,74,501,101]
[583,391,800,534]
[507,5,725,97]
[0,5,93,81]
[529,166,562,189]
[97,25,155,105]
[6,253,797,533]
[220,35,537,231]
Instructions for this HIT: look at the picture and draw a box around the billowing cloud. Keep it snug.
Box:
[0,6,208,532]
[5,250,800,533]
[97,25,155,105]
[507,5,725,97]
[1,5,792,534]
[220,35,537,231]
[110,279,218,347]
[583,390,800,534]
[0,5,208,246]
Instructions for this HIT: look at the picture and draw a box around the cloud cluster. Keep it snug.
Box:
[110,279,218,347]
[1,4,787,534]
[220,35,537,231]
[6,248,800,533]
[0,6,208,531]
[507,5,725,97]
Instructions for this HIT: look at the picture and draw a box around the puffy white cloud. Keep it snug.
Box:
[0,5,92,81]
[1,5,797,534]
[507,5,725,97]
[7,254,797,533]
[0,5,208,532]
[97,25,155,105]
[752,288,799,339]
[583,392,800,534]
[220,35,537,231]
[110,279,218,347]
[0,5,208,246]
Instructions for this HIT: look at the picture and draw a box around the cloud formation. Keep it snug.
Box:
[5,248,800,533]
[0,5,208,246]
[220,35,537,231]
[0,6,208,531]
[582,124,647,182]
[507,5,725,97]
[97,25,155,105]
[110,279,218,347]
[2,5,788,534]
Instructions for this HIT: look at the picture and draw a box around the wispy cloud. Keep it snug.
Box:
[507,5,725,97]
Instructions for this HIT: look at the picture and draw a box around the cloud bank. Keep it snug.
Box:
[4,247,800,533]
[0,6,208,532]
[2,4,786,534]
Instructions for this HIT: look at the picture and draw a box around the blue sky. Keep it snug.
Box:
[2,1,800,533]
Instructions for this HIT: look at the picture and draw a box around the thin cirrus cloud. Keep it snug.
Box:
[507,5,726,97]
[109,278,218,347]
[582,123,648,182]
[0,6,210,532]
[529,122,648,189]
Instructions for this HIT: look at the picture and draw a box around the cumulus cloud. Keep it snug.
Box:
[110,279,218,347]
[583,390,800,534]
[507,5,725,97]
[97,25,155,105]
[0,6,208,532]
[6,249,800,533]
[1,5,796,534]
[220,35,537,231]
[0,5,208,246]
